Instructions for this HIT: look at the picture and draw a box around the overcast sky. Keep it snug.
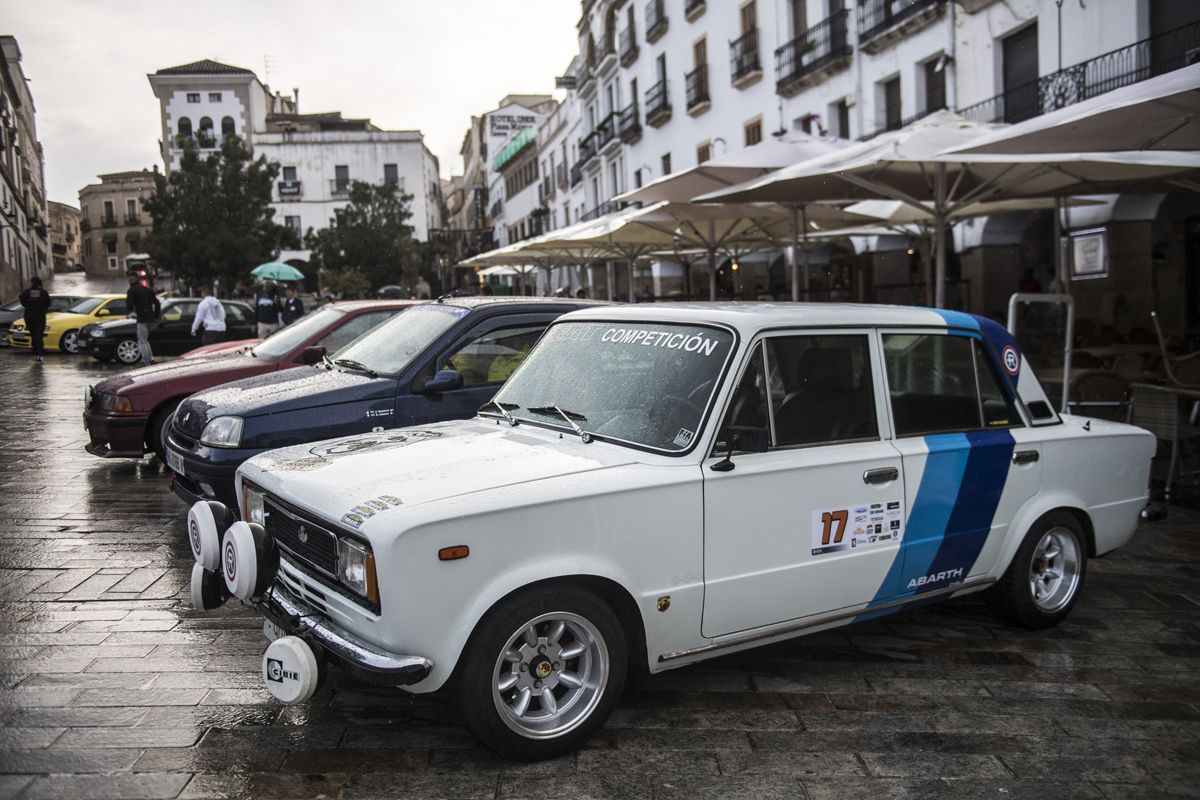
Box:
[3,0,580,206]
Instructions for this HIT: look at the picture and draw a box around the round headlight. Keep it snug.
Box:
[200,416,244,448]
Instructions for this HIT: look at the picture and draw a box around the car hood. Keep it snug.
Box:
[93,352,270,395]
[27,312,95,330]
[181,339,259,359]
[174,365,393,436]
[85,317,137,333]
[240,419,639,531]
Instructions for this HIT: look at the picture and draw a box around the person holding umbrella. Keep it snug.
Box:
[250,262,305,336]
[281,286,305,327]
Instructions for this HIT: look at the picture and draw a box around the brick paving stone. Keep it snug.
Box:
[2,344,1200,800]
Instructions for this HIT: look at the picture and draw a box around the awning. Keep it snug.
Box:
[101,232,118,243]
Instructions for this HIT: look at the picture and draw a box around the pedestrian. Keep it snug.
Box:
[281,286,305,326]
[126,271,161,366]
[19,276,51,363]
[255,284,282,339]
[191,286,226,345]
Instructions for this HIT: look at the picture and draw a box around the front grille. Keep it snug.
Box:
[265,498,338,577]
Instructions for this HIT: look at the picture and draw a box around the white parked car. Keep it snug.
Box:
[185,303,1155,760]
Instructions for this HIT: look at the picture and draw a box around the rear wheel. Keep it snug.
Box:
[148,400,181,461]
[989,512,1087,629]
[115,338,140,365]
[59,329,80,354]
[456,586,626,760]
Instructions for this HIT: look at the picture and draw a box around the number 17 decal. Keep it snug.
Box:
[820,510,849,545]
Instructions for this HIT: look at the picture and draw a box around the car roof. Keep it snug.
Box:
[561,302,996,334]
[320,299,422,311]
[436,296,610,311]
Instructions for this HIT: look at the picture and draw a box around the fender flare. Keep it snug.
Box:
[988,490,1093,581]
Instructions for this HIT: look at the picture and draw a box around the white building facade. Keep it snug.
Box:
[488,0,1199,310]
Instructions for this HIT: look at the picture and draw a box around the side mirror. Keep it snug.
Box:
[297,345,325,365]
[710,424,770,472]
[96,308,111,317]
[420,369,464,394]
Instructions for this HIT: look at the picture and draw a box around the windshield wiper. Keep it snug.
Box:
[482,399,519,426]
[527,404,593,443]
[334,358,378,378]
[321,354,335,369]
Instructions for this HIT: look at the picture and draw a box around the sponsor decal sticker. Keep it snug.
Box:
[223,540,237,580]
[673,428,695,448]
[351,505,376,518]
[812,500,905,556]
[341,512,365,529]
[1002,345,1020,376]
[265,657,299,683]
[599,328,723,356]
[365,499,389,511]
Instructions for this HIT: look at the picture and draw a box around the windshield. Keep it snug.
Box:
[252,306,345,360]
[492,321,735,453]
[331,303,467,376]
[1,299,20,312]
[67,297,105,315]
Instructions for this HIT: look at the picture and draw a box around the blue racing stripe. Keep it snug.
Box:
[863,433,970,607]
[919,429,1015,592]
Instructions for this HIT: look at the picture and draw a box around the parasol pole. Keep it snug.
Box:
[933,162,948,309]
[789,204,800,303]
[801,204,811,304]
[708,220,718,301]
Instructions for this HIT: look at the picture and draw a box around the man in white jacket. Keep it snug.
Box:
[191,286,227,345]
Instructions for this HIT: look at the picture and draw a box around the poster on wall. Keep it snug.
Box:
[1070,228,1108,279]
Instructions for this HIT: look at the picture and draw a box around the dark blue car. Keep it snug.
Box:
[165,297,600,511]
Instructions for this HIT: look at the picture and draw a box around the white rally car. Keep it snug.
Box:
[185,303,1154,760]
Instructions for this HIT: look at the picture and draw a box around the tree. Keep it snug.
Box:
[143,138,297,289]
[306,181,422,290]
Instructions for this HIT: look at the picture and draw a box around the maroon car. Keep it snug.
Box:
[83,300,414,460]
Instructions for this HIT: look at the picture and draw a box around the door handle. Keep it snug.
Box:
[863,467,899,484]
[1012,450,1039,465]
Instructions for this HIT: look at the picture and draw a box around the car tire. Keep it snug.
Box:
[456,585,626,761]
[148,400,181,461]
[59,329,80,354]
[989,511,1087,630]
[115,338,141,365]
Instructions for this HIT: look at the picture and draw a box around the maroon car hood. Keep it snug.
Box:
[96,353,280,401]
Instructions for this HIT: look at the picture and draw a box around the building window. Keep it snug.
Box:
[177,117,192,138]
[335,165,350,191]
[661,152,672,175]
[744,117,762,146]
[84,238,92,256]
[105,238,117,255]
[221,116,236,137]
[284,216,301,237]
[199,116,214,145]
[108,256,119,270]
[208,92,222,102]
[696,141,712,164]
[832,99,851,138]
[126,198,138,222]
[634,168,644,188]
[923,57,947,113]
[282,166,297,182]
[384,164,399,187]
[186,93,200,103]
[882,75,902,131]
[103,200,115,224]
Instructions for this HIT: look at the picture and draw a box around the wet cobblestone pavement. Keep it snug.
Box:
[1,347,1198,799]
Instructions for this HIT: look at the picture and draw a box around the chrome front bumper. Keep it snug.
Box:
[258,580,432,686]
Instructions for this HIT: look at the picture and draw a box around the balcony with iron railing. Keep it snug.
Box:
[570,162,584,187]
[959,20,1200,125]
[578,134,598,168]
[730,29,762,88]
[556,162,569,190]
[685,0,705,21]
[330,179,351,196]
[619,101,642,143]
[857,0,945,54]
[685,65,711,115]
[124,214,140,226]
[277,180,303,197]
[645,0,667,43]
[645,79,672,127]
[594,111,618,151]
[100,214,118,228]
[598,29,618,74]
[776,9,852,97]
[579,199,629,222]
[858,104,944,141]
[619,26,639,67]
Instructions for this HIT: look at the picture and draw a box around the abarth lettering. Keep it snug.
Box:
[907,568,965,590]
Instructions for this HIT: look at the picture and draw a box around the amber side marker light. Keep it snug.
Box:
[439,545,470,561]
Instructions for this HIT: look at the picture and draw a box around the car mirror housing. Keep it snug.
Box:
[298,345,326,365]
[96,309,110,317]
[420,369,464,394]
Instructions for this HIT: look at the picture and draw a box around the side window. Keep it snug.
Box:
[884,333,989,436]
[976,344,1020,427]
[713,343,769,453]
[318,311,395,354]
[222,303,248,324]
[768,334,878,447]
[161,302,198,323]
[443,324,547,387]
[103,299,128,316]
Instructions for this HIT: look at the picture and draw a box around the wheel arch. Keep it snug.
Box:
[995,492,1096,580]
[146,395,189,450]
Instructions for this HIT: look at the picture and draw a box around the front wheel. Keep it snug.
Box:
[989,512,1087,630]
[59,329,80,354]
[456,586,626,760]
[115,338,141,365]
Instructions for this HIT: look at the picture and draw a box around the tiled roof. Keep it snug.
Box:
[155,59,255,76]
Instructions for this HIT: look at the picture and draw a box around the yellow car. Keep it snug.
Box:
[8,294,129,354]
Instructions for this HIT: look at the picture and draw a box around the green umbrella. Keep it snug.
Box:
[251,262,305,281]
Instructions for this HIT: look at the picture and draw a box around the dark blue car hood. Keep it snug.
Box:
[175,365,396,437]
